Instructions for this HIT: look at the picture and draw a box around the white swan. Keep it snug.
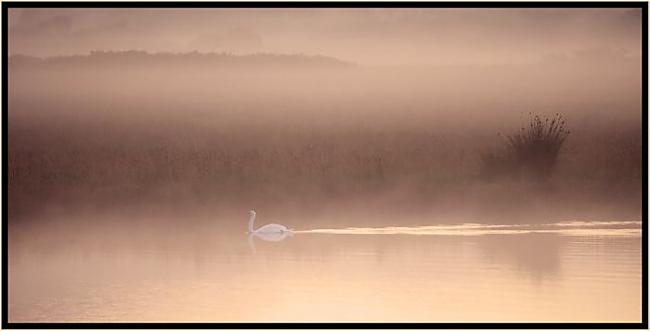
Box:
[248,209,291,234]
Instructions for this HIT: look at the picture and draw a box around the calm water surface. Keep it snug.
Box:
[9,219,642,322]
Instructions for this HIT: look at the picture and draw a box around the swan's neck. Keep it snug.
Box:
[248,214,256,232]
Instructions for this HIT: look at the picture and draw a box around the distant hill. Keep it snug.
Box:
[9,50,356,70]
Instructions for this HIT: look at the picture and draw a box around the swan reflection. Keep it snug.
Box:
[248,231,291,253]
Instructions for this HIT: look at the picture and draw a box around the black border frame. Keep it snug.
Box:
[1,1,647,329]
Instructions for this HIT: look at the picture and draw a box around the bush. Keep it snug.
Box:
[480,113,570,180]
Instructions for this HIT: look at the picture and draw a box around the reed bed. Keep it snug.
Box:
[8,115,640,221]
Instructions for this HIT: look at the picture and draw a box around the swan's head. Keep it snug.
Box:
[249,209,256,216]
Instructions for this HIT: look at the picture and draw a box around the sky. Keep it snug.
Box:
[8,8,642,66]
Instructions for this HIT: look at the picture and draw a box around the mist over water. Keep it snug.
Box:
[8,50,641,226]
[7,7,643,323]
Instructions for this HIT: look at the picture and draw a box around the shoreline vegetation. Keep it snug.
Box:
[8,51,641,226]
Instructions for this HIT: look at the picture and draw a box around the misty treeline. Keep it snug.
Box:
[7,51,642,224]
[9,50,355,70]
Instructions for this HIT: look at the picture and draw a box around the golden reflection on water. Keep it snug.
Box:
[8,220,642,322]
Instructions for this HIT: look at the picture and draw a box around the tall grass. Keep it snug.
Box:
[8,113,641,222]
[7,121,474,218]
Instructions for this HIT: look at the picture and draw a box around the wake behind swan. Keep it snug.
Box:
[291,220,641,237]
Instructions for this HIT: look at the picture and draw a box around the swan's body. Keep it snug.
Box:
[253,223,289,233]
[248,210,290,234]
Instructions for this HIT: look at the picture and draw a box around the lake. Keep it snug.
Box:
[8,218,642,323]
